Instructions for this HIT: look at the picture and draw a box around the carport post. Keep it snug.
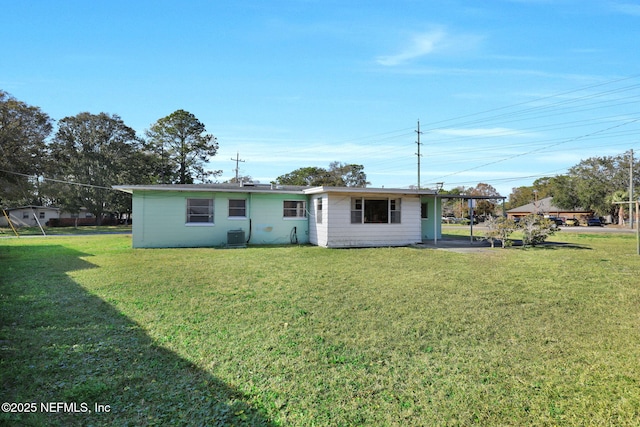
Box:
[433,183,443,245]
[636,200,640,255]
[469,198,474,244]
[433,194,438,245]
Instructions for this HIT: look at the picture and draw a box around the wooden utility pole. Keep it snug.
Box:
[415,120,422,189]
[231,152,245,182]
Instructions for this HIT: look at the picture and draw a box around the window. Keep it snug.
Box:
[228,199,246,217]
[351,198,402,224]
[22,212,29,219]
[316,197,323,223]
[390,198,401,223]
[187,198,214,223]
[39,212,46,219]
[283,200,306,218]
[365,199,388,223]
[421,202,428,219]
[351,198,363,223]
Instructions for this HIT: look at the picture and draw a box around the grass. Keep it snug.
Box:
[1,233,640,426]
[0,224,132,236]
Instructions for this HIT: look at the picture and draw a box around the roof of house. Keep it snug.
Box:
[5,205,60,211]
[507,196,590,214]
[113,183,438,196]
[113,183,309,194]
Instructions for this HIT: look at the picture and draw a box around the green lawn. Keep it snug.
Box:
[1,233,639,426]
[0,224,132,236]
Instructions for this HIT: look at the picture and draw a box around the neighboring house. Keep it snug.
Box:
[0,206,100,228]
[506,196,592,221]
[113,183,442,248]
[0,206,59,227]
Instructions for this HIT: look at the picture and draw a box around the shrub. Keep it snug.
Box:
[519,214,557,247]
[483,217,517,248]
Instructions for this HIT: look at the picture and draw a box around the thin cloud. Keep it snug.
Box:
[376,29,447,66]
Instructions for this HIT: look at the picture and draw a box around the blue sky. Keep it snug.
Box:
[3,0,640,197]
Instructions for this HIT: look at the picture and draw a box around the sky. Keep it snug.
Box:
[2,0,640,197]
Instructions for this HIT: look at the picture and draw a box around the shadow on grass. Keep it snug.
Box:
[531,241,593,250]
[0,245,275,426]
[418,234,592,252]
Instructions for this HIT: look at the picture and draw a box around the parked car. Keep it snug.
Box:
[565,218,580,226]
[587,217,603,226]
[547,216,564,226]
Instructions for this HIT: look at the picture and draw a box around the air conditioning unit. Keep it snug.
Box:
[227,230,246,248]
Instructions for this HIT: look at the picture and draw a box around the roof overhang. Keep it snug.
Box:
[303,186,436,196]
[112,184,308,195]
[113,184,439,196]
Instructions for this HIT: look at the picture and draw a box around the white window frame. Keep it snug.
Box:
[283,200,307,219]
[186,198,214,225]
[316,197,323,224]
[390,198,401,224]
[228,199,247,219]
[351,197,401,224]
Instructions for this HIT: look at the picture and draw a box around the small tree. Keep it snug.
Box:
[483,217,517,248]
[519,214,557,247]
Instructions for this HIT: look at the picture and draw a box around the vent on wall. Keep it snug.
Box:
[227,230,246,248]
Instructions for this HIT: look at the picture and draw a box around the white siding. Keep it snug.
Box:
[308,195,328,246]
[323,194,422,248]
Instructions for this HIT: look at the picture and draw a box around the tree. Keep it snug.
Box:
[556,152,639,217]
[440,186,467,218]
[274,162,369,187]
[508,177,555,209]
[274,166,329,186]
[47,112,149,224]
[606,190,628,225]
[548,174,581,212]
[224,175,258,184]
[469,182,502,216]
[327,162,369,187]
[145,110,220,184]
[0,90,53,207]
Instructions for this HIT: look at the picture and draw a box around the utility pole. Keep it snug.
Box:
[630,149,634,229]
[415,120,422,189]
[231,151,245,183]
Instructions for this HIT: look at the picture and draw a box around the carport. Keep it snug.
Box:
[435,194,507,244]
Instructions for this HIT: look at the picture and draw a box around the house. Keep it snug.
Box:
[0,206,102,228]
[0,206,60,227]
[506,196,592,221]
[113,183,442,248]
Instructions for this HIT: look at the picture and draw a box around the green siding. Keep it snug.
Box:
[420,196,442,241]
[131,190,308,248]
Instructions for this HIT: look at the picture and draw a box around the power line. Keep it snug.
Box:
[430,117,640,183]
[0,168,115,191]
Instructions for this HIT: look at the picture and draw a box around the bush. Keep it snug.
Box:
[519,214,557,247]
[483,217,517,248]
